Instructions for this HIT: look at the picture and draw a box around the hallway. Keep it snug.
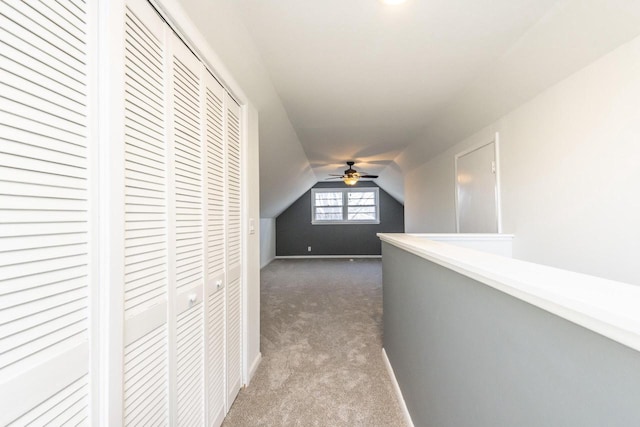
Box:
[222,259,406,426]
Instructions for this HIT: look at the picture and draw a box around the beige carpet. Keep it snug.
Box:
[222,258,407,427]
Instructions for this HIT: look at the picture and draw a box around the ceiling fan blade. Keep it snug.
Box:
[327,174,345,176]
[359,175,379,178]
[324,177,344,180]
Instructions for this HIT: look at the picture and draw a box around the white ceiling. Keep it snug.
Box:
[179,0,640,216]
[234,0,559,179]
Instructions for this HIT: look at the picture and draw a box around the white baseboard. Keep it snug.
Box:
[382,348,414,427]
[260,257,275,269]
[247,352,262,385]
[275,255,382,259]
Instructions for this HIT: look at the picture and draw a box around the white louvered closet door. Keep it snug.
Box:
[122,0,169,425]
[0,0,94,425]
[170,33,205,427]
[204,71,227,427]
[225,96,243,408]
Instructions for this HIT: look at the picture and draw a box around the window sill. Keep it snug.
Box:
[311,220,381,225]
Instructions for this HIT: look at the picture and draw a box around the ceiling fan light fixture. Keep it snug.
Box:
[326,162,378,185]
[343,176,359,186]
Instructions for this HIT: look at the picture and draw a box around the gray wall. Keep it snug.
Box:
[382,242,640,427]
[276,182,404,256]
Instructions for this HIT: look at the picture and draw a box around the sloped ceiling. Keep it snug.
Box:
[180,0,640,217]
[178,0,316,218]
[394,0,640,173]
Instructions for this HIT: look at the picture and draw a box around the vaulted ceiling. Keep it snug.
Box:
[234,0,558,178]
[179,0,640,217]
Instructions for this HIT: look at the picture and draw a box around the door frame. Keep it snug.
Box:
[454,132,502,233]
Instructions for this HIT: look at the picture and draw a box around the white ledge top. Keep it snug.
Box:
[408,233,515,241]
[378,233,640,354]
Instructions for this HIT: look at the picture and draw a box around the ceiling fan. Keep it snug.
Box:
[326,161,379,186]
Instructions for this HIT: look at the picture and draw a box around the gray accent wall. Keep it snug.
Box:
[276,182,404,256]
[382,241,640,427]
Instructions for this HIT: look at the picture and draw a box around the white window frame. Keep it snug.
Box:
[311,187,380,225]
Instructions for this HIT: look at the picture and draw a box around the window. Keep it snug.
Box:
[312,188,380,224]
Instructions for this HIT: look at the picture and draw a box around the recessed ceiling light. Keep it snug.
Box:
[380,0,407,5]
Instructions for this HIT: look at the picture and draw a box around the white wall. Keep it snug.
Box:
[245,106,262,381]
[405,33,640,286]
[374,161,405,205]
[260,218,276,268]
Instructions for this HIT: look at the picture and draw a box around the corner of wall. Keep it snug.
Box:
[260,217,276,268]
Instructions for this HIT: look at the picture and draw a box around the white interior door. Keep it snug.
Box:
[0,0,94,424]
[204,70,228,427]
[1,1,245,424]
[170,32,205,427]
[122,0,169,424]
[455,141,500,233]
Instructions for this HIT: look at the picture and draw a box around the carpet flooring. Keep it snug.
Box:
[222,258,407,427]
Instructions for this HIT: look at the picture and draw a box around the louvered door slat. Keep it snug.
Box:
[0,21,82,89]
[0,111,86,150]
[176,302,204,426]
[32,0,85,35]
[225,96,242,409]
[226,276,241,408]
[1,81,85,126]
[205,78,226,280]
[8,0,86,55]
[207,291,225,426]
[124,0,167,309]
[173,51,203,295]
[0,0,91,424]
[204,72,226,427]
[122,1,169,424]
[0,19,86,92]
[124,325,168,426]
[226,102,242,271]
[0,28,85,97]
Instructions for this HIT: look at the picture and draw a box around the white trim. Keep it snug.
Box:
[382,348,415,427]
[100,0,126,423]
[247,352,262,386]
[494,132,503,233]
[87,0,101,424]
[241,89,250,389]
[275,255,382,259]
[378,233,640,354]
[454,134,501,233]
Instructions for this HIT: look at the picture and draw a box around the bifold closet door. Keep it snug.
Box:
[170,32,205,426]
[225,97,243,408]
[119,2,242,425]
[0,0,94,424]
[204,71,227,427]
[122,0,170,424]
